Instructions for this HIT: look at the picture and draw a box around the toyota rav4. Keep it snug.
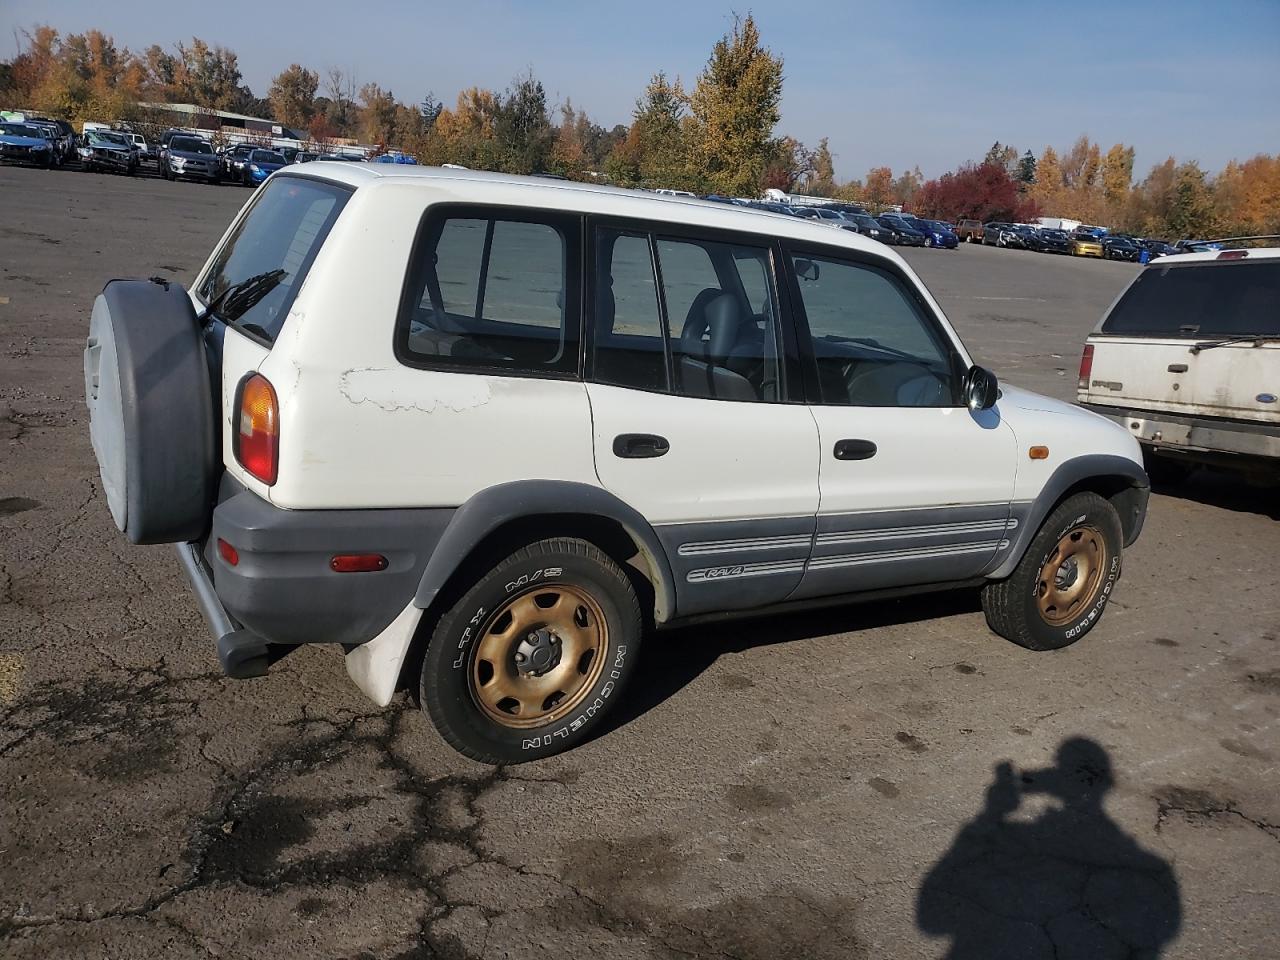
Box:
[84,166,1150,763]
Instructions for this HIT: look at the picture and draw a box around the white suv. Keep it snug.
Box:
[84,166,1149,763]
[1078,241,1280,483]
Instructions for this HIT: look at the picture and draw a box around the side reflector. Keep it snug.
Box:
[217,538,239,566]
[234,374,279,485]
[330,554,388,573]
[1217,250,1248,260]
[1077,344,1094,391]
[1029,446,1050,460]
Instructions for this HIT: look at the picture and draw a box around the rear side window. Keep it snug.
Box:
[199,175,350,344]
[399,208,580,376]
[1102,261,1280,337]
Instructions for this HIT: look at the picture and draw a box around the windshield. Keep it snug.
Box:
[172,138,212,154]
[251,150,286,164]
[1101,261,1280,338]
[199,176,351,343]
[1043,230,1067,240]
[94,132,128,146]
[1,123,42,138]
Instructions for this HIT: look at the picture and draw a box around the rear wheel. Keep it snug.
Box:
[420,538,643,764]
[981,492,1123,651]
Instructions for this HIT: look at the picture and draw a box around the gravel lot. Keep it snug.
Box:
[1,165,1277,959]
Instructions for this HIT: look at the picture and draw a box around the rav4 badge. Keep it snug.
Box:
[1258,394,1277,404]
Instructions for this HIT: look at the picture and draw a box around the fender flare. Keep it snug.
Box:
[988,454,1150,580]
[412,480,678,623]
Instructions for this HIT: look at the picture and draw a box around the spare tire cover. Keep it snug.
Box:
[84,278,216,544]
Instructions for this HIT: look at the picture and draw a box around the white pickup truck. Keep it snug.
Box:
[1078,240,1280,483]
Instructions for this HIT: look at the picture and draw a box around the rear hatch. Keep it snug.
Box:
[1080,254,1280,426]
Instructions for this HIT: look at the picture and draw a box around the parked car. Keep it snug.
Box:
[911,219,960,249]
[24,117,73,165]
[981,222,1012,246]
[1070,233,1105,258]
[122,133,152,162]
[1026,227,1072,254]
[877,215,927,246]
[162,135,221,183]
[77,129,138,175]
[839,212,892,243]
[955,219,984,243]
[84,165,1149,763]
[791,207,847,227]
[240,148,288,186]
[294,151,320,164]
[220,143,256,181]
[373,151,418,164]
[1077,241,1280,484]
[1102,235,1141,262]
[0,122,55,168]
[1138,239,1177,260]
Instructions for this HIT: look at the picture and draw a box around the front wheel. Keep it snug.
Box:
[420,538,643,763]
[924,237,933,248]
[980,492,1123,651]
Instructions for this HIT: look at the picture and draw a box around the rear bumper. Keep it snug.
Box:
[1083,403,1280,461]
[177,478,456,677]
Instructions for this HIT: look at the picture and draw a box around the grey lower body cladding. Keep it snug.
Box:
[659,502,1027,617]
[181,476,454,665]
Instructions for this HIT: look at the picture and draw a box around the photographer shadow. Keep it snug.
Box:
[917,738,1181,959]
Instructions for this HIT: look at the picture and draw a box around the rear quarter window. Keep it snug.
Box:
[1102,260,1280,337]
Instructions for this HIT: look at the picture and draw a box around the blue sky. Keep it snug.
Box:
[3,1,1277,180]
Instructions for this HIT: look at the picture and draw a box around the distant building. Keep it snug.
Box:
[136,102,306,140]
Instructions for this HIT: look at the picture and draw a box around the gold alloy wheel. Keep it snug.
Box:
[469,584,608,729]
[1036,524,1108,626]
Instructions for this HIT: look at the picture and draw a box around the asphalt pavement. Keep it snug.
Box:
[1,165,1277,959]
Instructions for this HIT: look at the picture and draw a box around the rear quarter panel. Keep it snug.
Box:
[257,180,597,509]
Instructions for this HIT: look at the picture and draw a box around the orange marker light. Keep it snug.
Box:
[1029,446,1050,460]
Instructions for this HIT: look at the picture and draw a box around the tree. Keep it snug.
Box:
[1031,146,1064,214]
[629,71,689,187]
[1016,150,1037,185]
[688,13,785,196]
[267,64,318,130]
[1166,162,1217,239]
[863,166,894,209]
[325,67,357,136]
[911,162,1040,223]
[806,137,835,196]
[357,82,398,145]
[493,71,554,174]
[893,166,924,207]
[762,135,811,193]
[1100,143,1135,221]
[172,37,242,110]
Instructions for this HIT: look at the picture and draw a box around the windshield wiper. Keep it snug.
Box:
[1190,334,1280,354]
[200,269,288,326]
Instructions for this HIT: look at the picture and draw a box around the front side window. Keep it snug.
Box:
[592,228,782,402]
[199,176,350,344]
[399,210,578,375]
[790,253,957,407]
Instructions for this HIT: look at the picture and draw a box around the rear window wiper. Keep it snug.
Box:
[201,268,288,327]
[1190,334,1280,354]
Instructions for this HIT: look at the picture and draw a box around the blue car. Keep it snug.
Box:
[0,122,55,168]
[372,151,418,164]
[913,218,960,249]
[242,148,288,186]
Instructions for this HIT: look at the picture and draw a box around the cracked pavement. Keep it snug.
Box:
[1,166,1277,958]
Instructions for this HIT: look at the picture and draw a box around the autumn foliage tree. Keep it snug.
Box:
[911,162,1040,223]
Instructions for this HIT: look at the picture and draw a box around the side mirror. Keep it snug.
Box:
[965,365,999,411]
[794,259,821,282]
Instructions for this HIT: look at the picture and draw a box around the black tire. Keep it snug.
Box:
[980,492,1124,652]
[421,538,643,764]
[84,278,217,544]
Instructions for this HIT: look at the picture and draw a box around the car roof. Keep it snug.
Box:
[1151,247,1280,265]
[282,163,898,258]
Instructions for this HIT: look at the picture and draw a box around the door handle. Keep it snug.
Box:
[833,439,877,461]
[1167,363,1188,373]
[613,433,670,459]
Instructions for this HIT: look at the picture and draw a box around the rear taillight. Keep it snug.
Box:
[1218,249,1248,260]
[1077,344,1094,392]
[234,374,279,485]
